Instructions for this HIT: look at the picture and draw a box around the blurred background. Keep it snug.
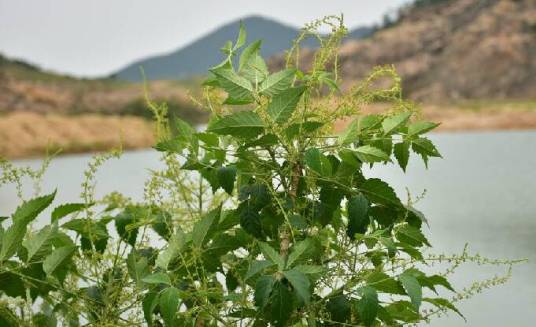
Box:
[0,0,535,325]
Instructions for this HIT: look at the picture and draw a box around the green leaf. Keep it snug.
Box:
[239,204,263,239]
[142,292,159,326]
[159,287,180,327]
[286,238,313,268]
[266,86,306,124]
[396,224,431,247]
[412,137,442,158]
[260,69,296,96]
[399,272,422,309]
[51,203,89,222]
[355,145,390,163]
[156,228,186,270]
[294,264,325,275]
[115,210,139,247]
[43,245,76,276]
[239,40,262,72]
[357,286,379,326]
[258,242,284,271]
[366,271,405,294]
[207,111,264,138]
[360,178,401,207]
[423,297,465,320]
[234,21,247,50]
[338,119,360,145]
[127,251,149,286]
[217,166,236,195]
[283,269,311,304]
[408,121,439,136]
[1,191,56,261]
[346,194,370,239]
[141,272,171,285]
[304,148,332,176]
[326,295,351,322]
[254,275,275,308]
[245,260,275,281]
[210,67,254,104]
[192,206,221,248]
[270,280,293,327]
[394,141,410,172]
[23,223,58,262]
[426,275,455,292]
[382,112,412,135]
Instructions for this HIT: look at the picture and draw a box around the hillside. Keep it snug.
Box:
[272,0,536,101]
[114,15,373,81]
[0,54,205,122]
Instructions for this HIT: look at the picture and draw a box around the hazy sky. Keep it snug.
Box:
[0,0,410,77]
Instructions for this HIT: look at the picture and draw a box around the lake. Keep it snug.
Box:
[1,130,535,326]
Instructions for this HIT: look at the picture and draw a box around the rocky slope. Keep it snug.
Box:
[273,0,536,101]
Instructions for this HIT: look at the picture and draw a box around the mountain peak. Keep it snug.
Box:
[113,15,370,81]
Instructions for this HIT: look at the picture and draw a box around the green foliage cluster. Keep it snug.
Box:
[0,16,521,327]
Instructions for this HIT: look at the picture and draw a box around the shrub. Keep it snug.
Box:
[0,16,521,326]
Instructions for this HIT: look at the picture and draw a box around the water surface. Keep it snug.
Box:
[1,131,535,326]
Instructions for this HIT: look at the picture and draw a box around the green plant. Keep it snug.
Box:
[0,16,521,326]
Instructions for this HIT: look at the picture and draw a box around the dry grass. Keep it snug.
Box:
[0,112,155,159]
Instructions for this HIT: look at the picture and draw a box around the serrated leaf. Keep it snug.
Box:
[141,272,171,285]
[283,269,310,304]
[239,204,263,239]
[51,203,89,222]
[394,142,410,172]
[423,297,465,320]
[357,286,379,326]
[258,242,284,271]
[366,271,405,294]
[338,119,360,145]
[266,86,306,124]
[254,275,275,308]
[234,21,247,50]
[399,272,422,309]
[412,137,441,158]
[347,194,370,239]
[207,111,264,138]
[408,121,439,136]
[304,148,332,176]
[23,223,58,262]
[360,178,401,206]
[294,264,325,275]
[382,112,412,135]
[159,287,180,327]
[326,295,351,322]
[210,67,254,104]
[239,40,262,72]
[260,69,296,96]
[43,245,76,276]
[1,191,56,261]
[270,280,293,327]
[143,292,159,326]
[217,166,236,195]
[245,260,275,281]
[396,224,431,247]
[156,228,186,270]
[286,238,313,268]
[127,251,149,287]
[355,145,390,163]
[192,206,221,248]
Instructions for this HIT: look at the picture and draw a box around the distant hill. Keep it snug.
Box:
[271,0,536,101]
[114,15,374,81]
[0,54,205,122]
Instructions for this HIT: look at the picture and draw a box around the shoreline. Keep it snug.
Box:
[1,104,536,160]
